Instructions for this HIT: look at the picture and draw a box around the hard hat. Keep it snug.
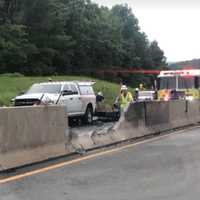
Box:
[98,91,103,96]
[121,85,128,91]
[135,88,139,91]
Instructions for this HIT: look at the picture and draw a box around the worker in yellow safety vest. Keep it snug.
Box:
[118,85,133,110]
[139,83,145,91]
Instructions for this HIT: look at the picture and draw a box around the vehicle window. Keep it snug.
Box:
[63,84,70,91]
[178,77,195,89]
[158,77,176,90]
[70,84,78,95]
[27,84,61,94]
[139,92,154,97]
[79,86,94,95]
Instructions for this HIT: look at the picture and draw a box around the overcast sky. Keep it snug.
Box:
[93,0,200,62]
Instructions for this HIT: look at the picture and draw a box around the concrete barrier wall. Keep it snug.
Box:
[1,100,200,171]
[168,100,189,128]
[0,106,68,171]
[187,100,200,123]
[68,100,200,154]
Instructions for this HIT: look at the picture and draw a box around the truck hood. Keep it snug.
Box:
[15,93,59,103]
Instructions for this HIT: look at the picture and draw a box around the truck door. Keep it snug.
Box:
[69,84,84,114]
[59,84,74,114]
[59,84,83,115]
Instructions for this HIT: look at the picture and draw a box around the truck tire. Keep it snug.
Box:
[83,106,93,124]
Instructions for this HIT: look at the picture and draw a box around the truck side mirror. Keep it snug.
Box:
[96,92,104,102]
[150,77,158,91]
[195,77,199,89]
[155,78,160,90]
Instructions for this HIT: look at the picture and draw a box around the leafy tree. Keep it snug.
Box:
[0,24,36,73]
[149,40,166,68]
[0,0,166,79]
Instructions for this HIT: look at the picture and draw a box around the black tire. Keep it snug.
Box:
[83,106,93,124]
[114,111,121,121]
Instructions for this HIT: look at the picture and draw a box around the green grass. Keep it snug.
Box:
[0,74,124,106]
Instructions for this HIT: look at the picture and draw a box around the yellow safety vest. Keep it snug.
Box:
[120,92,133,109]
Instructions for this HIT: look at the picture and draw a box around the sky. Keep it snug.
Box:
[93,0,200,62]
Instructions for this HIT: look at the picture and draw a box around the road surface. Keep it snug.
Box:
[1,126,200,200]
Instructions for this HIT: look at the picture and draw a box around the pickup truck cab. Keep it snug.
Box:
[14,81,96,123]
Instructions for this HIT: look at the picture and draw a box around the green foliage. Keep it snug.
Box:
[0,24,37,73]
[0,0,166,79]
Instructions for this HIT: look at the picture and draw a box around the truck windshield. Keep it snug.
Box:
[27,84,61,94]
[159,77,176,89]
[159,76,195,90]
[178,77,195,89]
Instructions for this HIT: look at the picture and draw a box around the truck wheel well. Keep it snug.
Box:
[86,103,93,112]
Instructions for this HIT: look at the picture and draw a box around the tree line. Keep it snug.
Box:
[0,0,166,79]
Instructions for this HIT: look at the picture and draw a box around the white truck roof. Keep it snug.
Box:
[34,81,96,86]
[158,69,200,78]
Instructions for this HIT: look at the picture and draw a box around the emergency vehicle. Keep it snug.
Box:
[157,69,200,101]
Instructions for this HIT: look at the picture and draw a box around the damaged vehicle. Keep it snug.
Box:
[14,81,96,124]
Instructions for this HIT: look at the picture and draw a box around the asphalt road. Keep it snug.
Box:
[1,126,200,200]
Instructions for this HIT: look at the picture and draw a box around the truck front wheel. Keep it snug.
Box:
[83,106,93,124]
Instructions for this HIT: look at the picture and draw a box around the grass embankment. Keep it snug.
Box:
[0,74,124,106]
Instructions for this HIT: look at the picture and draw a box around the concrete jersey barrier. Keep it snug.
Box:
[1,100,200,171]
[68,100,200,153]
[0,106,68,171]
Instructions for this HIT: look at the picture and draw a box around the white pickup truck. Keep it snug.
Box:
[137,90,155,102]
[14,81,96,124]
